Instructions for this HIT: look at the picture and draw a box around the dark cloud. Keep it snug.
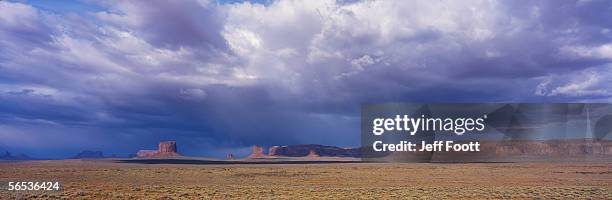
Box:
[0,0,610,158]
[96,0,228,51]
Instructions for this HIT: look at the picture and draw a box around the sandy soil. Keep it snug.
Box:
[0,160,610,199]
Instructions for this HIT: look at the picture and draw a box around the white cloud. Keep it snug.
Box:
[536,67,612,97]
[1,0,609,102]
[0,1,40,31]
[560,43,612,59]
[549,71,609,96]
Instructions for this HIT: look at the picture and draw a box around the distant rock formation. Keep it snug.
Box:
[374,139,612,162]
[136,150,158,158]
[269,146,280,156]
[268,144,360,157]
[72,150,105,159]
[248,145,266,158]
[227,153,235,160]
[156,141,180,157]
[0,151,32,160]
[158,141,176,152]
[494,139,612,157]
[306,149,319,157]
[136,141,181,158]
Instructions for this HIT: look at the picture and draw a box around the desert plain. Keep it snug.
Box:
[0,160,610,199]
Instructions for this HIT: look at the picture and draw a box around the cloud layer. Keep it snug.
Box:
[0,0,611,158]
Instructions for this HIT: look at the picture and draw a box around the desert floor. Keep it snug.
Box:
[0,160,610,199]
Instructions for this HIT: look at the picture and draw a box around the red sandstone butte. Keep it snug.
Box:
[248,145,266,158]
[268,146,279,156]
[136,141,181,158]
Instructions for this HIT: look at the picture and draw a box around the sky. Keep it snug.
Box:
[0,0,611,158]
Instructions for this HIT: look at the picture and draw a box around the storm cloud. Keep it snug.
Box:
[0,0,610,158]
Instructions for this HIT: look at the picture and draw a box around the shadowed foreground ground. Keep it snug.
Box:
[0,160,610,199]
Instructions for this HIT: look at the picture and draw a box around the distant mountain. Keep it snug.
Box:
[0,151,33,160]
[268,144,361,157]
[71,151,137,159]
[71,150,105,159]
